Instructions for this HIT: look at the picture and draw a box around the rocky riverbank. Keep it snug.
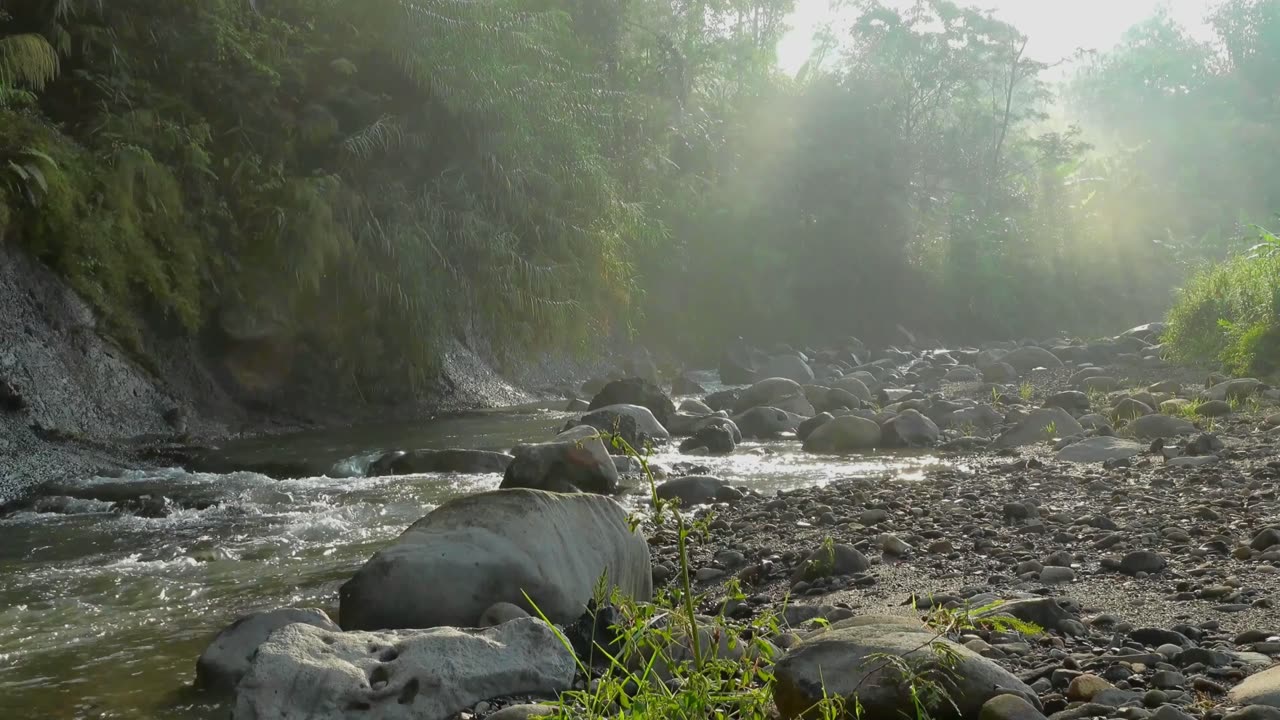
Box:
[181,326,1280,720]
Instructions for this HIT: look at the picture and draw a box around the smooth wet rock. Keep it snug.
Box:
[678,424,736,455]
[803,415,882,453]
[588,378,675,427]
[1057,436,1143,464]
[369,449,514,476]
[196,608,339,694]
[573,404,670,449]
[656,476,743,506]
[734,406,797,439]
[501,432,619,494]
[759,354,815,385]
[734,378,816,416]
[339,489,651,630]
[233,617,575,720]
[830,375,874,402]
[883,408,939,447]
[773,620,1038,720]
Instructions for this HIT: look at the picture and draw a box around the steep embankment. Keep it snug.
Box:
[0,239,591,505]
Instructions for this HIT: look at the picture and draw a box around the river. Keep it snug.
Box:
[0,393,943,719]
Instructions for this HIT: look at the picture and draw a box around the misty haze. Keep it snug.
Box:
[1,1,1278,719]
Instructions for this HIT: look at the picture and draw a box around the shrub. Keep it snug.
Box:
[1164,224,1280,377]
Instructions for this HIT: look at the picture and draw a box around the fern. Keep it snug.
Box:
[0,33,60,91]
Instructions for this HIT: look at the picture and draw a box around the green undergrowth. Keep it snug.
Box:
[1165,224,1280,378]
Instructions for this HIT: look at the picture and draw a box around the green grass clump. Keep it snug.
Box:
[1165,226,1280,378]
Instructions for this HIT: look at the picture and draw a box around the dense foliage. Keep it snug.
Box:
[1,0,1278,392]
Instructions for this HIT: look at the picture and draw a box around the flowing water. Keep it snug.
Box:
[0,385,944,719]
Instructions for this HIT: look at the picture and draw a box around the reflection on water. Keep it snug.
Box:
[0,393,944,719]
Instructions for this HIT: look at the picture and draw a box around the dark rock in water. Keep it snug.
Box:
[796,413,833,442]
[196,607,338,694]
[720,341,758,385]
[656,476,743,506]
[588,378,675,428]
[882,409,939,447]
[369,448,514,476]
[339,489,651,630]
[733,377,815,416]
[734,406,796,439]
[565,398,589,412]
[570,404,670,452]
[679,425,735,455]
[501,431,620,494]
[704,389,740,412]
[671,374,706,395]
[802,415,881,452]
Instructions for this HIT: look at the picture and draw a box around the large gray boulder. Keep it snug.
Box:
[1057,436,1144,464]
[655,476,743,506]
[830,375,873,402]
[803,415,882,453]
[733,406,798,439]
[572,404,670,449]
[369,449,513,476]
[1230,665,1280,709]
[1127,414,1197,440]
[196,608,338,694]
[734,378,815,416]
[1002,346,1063,373]
[1205,378,1264,402]
[587,378,675,427]
[882,409,939,447]
[759,354,815,384]
[995,407,1084,448]
[773,618,1038,720]
[501,431,620,494]
[233,618,575,720]
[339,489,651,630]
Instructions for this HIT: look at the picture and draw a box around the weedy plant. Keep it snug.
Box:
[524,433,964,720]
[1019,382,1035,403]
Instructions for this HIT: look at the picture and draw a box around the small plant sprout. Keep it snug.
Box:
[1019,382,1034,403]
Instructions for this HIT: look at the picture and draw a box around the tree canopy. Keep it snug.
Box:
[1,0,1277,391]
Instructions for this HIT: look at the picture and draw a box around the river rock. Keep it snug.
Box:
[720,343,759,385]
[671,374,705,396]
[655,476,743,506]
[995,407,1083,448]
[369,449,513,476]
[1128,414,1197,439]
[734,406,797,439]
[759,354,815,384]
[233,617,575,720]
[588,378,675,427]
[1230,665,1280,708]
[983,362,1018,382]
[883,409,939,447]
[678,425,735,455]
[501,433,619,494]
[773,619,1038,720]
[1002,346,1063,373]
[802,415,882,453]
[792,543,870,582]
[679,398,713,415]
[830,375,874,402]
[339,489,651,630]
[734,378,816,416]
[1082,376,1120,393]
[1111,398,1154,421]
[573,404,670,449]
[1045,391,1091,413]
[1205,378,1263,402]
[796,412,833,441]
[196,608,339,694]
[1057,436,1144,464]
[1120,550,1167,575]
[980,694,1048,720]
[1197,399,1233,417]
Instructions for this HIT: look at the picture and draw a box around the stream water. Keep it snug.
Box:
[0,384,944,719]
